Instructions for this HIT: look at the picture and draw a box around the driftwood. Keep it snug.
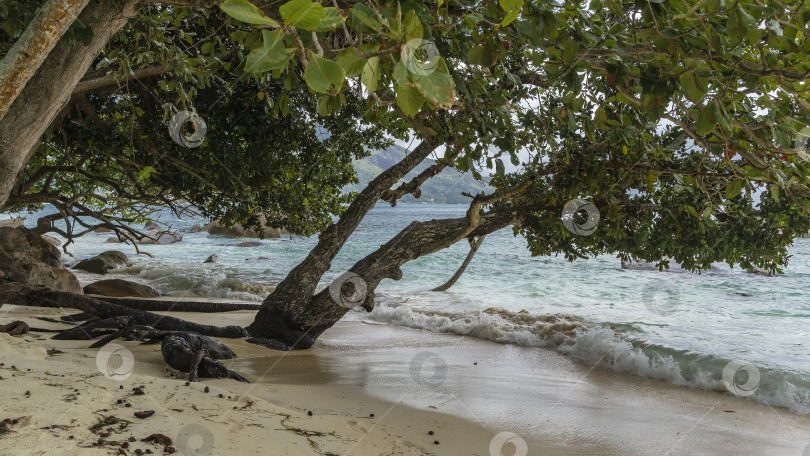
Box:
[0,284,251,382]
[0,284,247,339]
[89,297,260,313]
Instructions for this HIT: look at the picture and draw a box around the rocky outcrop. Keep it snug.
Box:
[41,234,62,248]
[234,241,262,247]
[84,279,161,298]
[0,226,82,293]
[206,221,284,239]
[144,221,161,231]
[203,254,219,263]
[73,251,132,274]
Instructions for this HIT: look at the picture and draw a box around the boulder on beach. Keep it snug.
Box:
[144,221,162,231]
[204,254,219,263]
[72,251,132,274]
[207,221,284,238]
[0,226,82,293]
[41,234,62,248]
[108,230,183,245]
[83,279,161,298]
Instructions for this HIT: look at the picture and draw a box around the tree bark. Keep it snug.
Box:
[245,139,439,348]
[0,0,141,211]
[431,234,486,291]
[0,0,90,122]
[247,205,525,349]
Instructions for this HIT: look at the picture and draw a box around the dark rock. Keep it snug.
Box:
[143,434,172,446]
[0,226,82,293]
[133,410,154,419]
[203,254,219,264]
[73,251,131,274]
[84,279,161,298]
[234,241,261,247]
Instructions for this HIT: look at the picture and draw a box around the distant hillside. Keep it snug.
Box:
[346,144,491,204]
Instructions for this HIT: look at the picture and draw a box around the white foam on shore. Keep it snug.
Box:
[369,299,810,414]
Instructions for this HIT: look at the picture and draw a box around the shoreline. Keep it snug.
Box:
[1,304,808,455]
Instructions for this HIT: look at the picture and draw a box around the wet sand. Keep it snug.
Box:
[0,304,808,455]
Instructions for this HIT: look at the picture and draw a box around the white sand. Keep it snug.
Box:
[0,304,808,455]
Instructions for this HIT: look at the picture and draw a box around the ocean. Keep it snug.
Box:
[11,203,810,414]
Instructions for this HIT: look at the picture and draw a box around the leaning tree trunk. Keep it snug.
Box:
[0,0,90,122]
[247,206,526,349]
[246,139,439,348]
[0,0,141,211]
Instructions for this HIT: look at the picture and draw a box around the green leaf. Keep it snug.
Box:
[361,56,380,92]
[679,71,708,103]
[396,83,426,116]
[411,59,456,109]
[725,180,743,199]
[304,55,346,93]
[279,0,325,30]
[563,39,578,63]
[403,10,423,40]
[498,0,523,26]
[246,30,291,73]
[314,7,345,31]
[220,0,280,27]
[594,106,608,129]
[467,44,498,67]
[336,49,366,77]
[495,158,505,177]
[351,4,381,32]
[696,102,717,136]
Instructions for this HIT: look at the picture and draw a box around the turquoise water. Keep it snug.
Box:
[11,204,810,413]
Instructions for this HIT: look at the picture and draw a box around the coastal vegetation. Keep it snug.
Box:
[1,0,810,361]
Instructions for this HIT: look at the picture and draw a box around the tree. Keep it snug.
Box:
[2,0,810,354]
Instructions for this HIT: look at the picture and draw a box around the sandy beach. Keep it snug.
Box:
[0,303,808,456]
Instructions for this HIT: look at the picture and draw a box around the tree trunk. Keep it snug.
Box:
[247,205,525,349]
[246,139,439,348]
[0,0,141,211]
[0,0,90,122]
[431,234,486,291]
